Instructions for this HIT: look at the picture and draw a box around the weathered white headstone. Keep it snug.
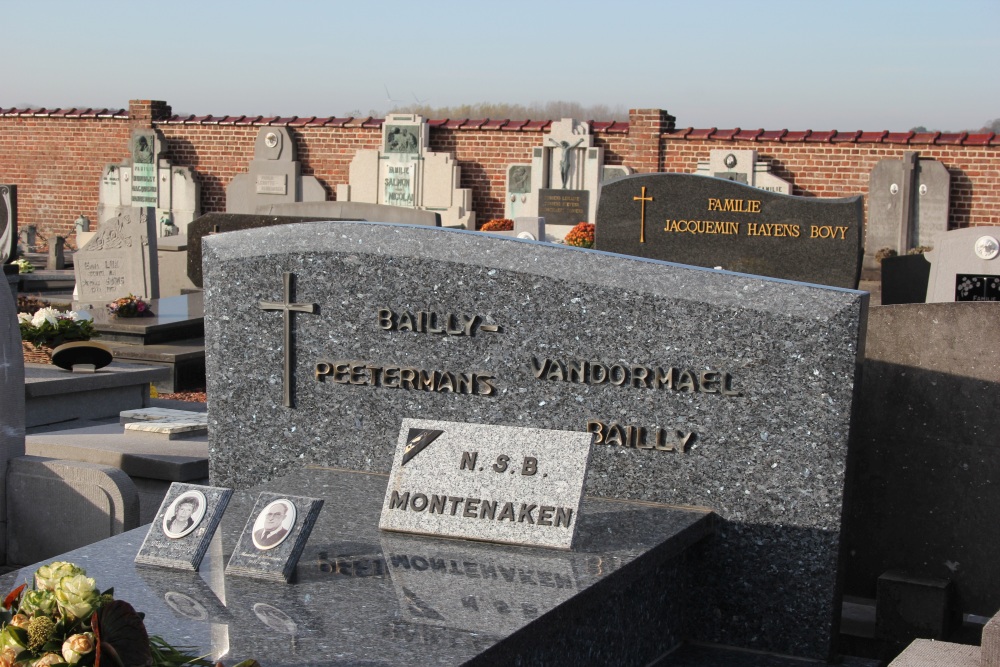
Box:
[226,127,326,214]
[336,114,474,228]
[694,149,792,194]
[98,130,201,236]
[74,206,160,309]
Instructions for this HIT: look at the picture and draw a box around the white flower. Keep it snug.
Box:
[30,307,60,328]
[69,310,92,322]
[17,313,31,324]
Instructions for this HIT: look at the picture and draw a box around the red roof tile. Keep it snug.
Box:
[272,116,298,126]
[605,121,629,133]
[522,120,551,131]
[464,119,488,129]
[735,129,764,141]
[858,131,888,143]
[885,131,913,143]
[936,132,967,145]
[990,135,1000,146]
[79,109,102,118]
[218,115,245,125]
[806,130,836,142]
[305,117,332,126]
[361,118,383,129]
[687,128,717,139]
[237,115,262,125]
[758,130,787,141]
[258,116,279,125]
[481,119,507,130]
[427,119,447,128]
[910,131,940,144]
[288,116,315,127]
[965,133,995,145]
[713,128,740,140]
[783,130,811,142]
[502,120,529,131]
[191,115,213,124]
[441,119,465,129]
[831,130,861,143]
[323,117,351,127]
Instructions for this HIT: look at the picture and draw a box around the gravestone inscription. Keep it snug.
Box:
[538,189,589,227]
[202,221,867,659]
[379,419,592,549]
[596,173,864,288]
[74,207,160,309]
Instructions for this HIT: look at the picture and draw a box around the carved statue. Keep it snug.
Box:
[548,138,585,189]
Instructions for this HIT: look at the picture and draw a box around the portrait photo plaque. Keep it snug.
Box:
[226,492,324,583]
[136,483,233,571]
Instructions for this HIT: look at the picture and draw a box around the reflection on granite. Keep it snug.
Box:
[0,468,713,666]
[87,292,204,343]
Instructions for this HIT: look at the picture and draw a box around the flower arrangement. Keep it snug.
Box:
[480,218,514,232]
[0,561,215,666]
[107,295,153,319]
[13,259,33,275]
[18,308,95,350]
[564,222,595,249]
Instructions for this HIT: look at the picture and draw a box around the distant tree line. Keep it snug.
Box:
[911,118,1000,133]
[371,101,629,121]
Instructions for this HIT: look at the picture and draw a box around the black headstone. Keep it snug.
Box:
[881,254,931,305]
[596,174,864,288]
[187,214,348,288]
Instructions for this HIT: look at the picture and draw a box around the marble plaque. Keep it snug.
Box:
[226,492,324,582]
[135,483,232,570]
[255,174,287,195]
[380,419,592,549]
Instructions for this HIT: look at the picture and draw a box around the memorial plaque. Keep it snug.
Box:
[130,130,158,206]
[596,173,863,288]
[135,483,233,571]
[955,274,1000,302]
[226,492,323,582]
[380,419,592,549]
[538,189,589,227]
[255,174,287,195]
[74,206,160,307]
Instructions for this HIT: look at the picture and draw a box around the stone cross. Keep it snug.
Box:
[259,271,317,408]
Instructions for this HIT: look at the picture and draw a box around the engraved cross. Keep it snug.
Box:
[633,186,654,243]
[259,272,317,408]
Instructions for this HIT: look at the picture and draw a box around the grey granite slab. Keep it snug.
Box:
[202,221,867,659]
[380,419,591,549]
[0,467,714,666]
[87,292,204,344]
[136,483,232,570]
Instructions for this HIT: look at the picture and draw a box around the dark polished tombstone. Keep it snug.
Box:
[596,173,864,288]
[186,214,336,288]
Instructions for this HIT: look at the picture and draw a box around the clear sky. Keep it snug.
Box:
[5,0,998,132]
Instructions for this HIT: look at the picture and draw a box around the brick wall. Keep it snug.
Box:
[0,99,997,242]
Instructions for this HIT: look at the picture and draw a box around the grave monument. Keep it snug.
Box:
[99,129,201,236]
[694,148,793,193]
[924,226,1000,302]
[596,172,864,288]
[74,206,159,310]
[225,127,326,214]
[504,118,631,228]
[201,221,868,660]
[865,152,951,276]
[336,114,474,228]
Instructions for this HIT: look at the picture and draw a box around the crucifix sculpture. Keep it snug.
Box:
[633,186,653,243]
[259,271,317,408]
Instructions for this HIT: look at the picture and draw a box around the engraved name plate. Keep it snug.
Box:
[256,174,287,195]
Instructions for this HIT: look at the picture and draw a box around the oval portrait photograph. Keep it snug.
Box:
[251,499,296,551]
[162,490,207,539]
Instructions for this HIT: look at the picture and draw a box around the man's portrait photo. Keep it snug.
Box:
[162,490,207,539]
[252,499,296,550]
[164,591,209,622]
[133,133,154,164]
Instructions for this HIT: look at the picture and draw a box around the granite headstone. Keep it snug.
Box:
[865,152,951,276]
[0,185,16,265]
[924,226,1000,303]
[202,221,868,659]
[225,127,326,214]
[225,492,323,582]
[74,206,159,309]
[595,173,864,288]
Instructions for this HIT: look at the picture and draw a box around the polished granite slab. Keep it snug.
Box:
[87,292,204,344]
[0,467,713,666]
